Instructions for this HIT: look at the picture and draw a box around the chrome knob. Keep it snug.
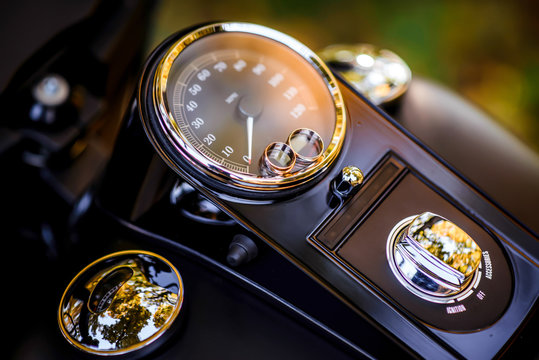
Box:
[287,128,324,166]
[332,166,364,197]
[261,142,296,175]
[387,212,482,302]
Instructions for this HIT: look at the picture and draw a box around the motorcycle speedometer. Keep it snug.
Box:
[141,22,346,198]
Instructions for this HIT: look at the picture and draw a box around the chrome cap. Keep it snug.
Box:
[319,44,411,105]
[58,251,184,356]
[387,212,482,302]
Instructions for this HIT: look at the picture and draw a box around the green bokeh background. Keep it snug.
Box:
[148,0,539,152]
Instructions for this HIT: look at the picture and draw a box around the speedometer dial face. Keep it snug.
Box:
[152,23,346,193]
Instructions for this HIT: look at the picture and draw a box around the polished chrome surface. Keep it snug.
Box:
[387,212,482,303]
[149,22,346,192]
[58,251,183,356]
[330,165,365,198]
[319,44,411,105]
[341,166,364,187]
[287,128,324,165]
[262,142,296,175]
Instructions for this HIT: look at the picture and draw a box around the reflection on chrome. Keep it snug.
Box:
[407,212,482,277]
[261,142,296,175]
[59,251,183,355]
[287,128,324,166]
[387,212,482,303]
[319,44,411,105]
[341,166,364,188]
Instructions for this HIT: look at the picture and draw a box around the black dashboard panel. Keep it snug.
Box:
[197,81,538,359]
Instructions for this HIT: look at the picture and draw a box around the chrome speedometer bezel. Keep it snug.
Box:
[151,22,346,193]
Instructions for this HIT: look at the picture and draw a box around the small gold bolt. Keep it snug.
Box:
[342,166,364,187]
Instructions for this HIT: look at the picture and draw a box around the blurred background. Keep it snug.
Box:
[148,0,539,153]
[1,0,538,152]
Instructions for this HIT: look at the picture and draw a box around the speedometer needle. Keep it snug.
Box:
[238,95,263,165]
[246,116,254,164]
